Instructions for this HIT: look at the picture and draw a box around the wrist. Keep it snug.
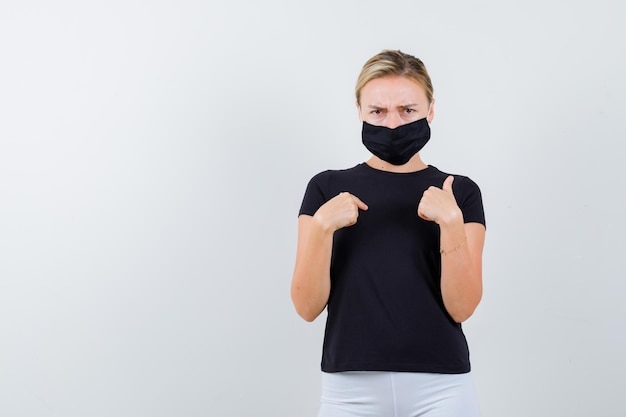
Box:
[312,213,336,235]
[440,235,467,256]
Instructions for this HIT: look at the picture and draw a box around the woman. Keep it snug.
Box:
[291,50,486,417]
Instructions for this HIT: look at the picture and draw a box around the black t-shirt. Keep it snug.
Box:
[298,163,485,374]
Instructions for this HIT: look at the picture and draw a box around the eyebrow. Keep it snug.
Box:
[367,103,419,110]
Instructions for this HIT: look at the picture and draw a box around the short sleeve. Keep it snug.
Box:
[453,176,486,227]
[298,171,330,217]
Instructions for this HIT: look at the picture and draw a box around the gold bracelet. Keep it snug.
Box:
[440,236,467,256]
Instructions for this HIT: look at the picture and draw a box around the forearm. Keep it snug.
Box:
[291,217,334,322]
[439,219,484,323]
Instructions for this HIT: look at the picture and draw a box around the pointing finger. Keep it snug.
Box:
[352,195,369,211]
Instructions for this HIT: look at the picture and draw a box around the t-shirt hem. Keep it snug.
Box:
[321,363,471,375]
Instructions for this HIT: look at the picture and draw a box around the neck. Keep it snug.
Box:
[366,153,428,173]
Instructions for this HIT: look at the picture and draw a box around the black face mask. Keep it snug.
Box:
[361,117,430,166]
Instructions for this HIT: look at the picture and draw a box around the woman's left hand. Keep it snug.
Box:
[417,175,463,225]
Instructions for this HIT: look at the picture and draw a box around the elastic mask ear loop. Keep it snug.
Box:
[426,101,433,123]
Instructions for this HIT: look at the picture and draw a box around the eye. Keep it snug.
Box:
[370,109,383,115]
[404,108,415,114]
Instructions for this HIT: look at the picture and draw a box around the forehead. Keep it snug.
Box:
[360,76,428,104]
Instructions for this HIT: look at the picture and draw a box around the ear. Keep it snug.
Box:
[427,98,435,123]
[356,101,363,122]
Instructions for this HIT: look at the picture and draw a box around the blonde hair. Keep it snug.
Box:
[355,50,434,105]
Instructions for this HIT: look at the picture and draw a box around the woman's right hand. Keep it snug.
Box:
[292,193,367,321]
[313,192,368,232]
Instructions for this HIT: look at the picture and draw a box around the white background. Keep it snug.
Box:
[1,1,624,416]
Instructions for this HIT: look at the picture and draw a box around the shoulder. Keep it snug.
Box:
[430,166,485,225]
[429,166,482,194]
[307,164,366,185]
[299,164,365,216]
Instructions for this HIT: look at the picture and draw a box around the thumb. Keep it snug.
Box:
[443,175,454,193]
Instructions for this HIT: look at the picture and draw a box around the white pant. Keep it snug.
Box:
[318,371,481,417]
